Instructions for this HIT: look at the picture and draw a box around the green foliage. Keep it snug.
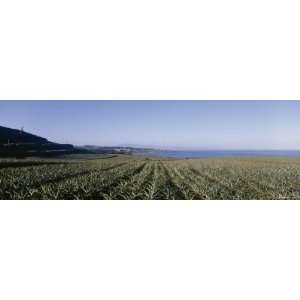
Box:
[1,156,300,199]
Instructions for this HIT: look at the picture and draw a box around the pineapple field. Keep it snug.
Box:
[1,155,300,200]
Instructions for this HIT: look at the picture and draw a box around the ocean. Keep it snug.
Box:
[149,150,300,158]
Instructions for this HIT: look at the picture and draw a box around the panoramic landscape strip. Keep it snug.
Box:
[1,100,300,200]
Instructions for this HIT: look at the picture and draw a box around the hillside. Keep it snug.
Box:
[0,125,75,158]
[0,125,155,158]
[0,125,49,144]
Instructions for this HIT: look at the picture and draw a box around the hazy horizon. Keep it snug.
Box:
[1,100,300,150]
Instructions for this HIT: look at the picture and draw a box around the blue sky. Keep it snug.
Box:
[0,100,300,150]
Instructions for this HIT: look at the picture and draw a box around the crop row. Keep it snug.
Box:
[1,156,300,199]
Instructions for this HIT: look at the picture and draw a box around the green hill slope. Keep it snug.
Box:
[0,125,49,144]
[0,125,74,158]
